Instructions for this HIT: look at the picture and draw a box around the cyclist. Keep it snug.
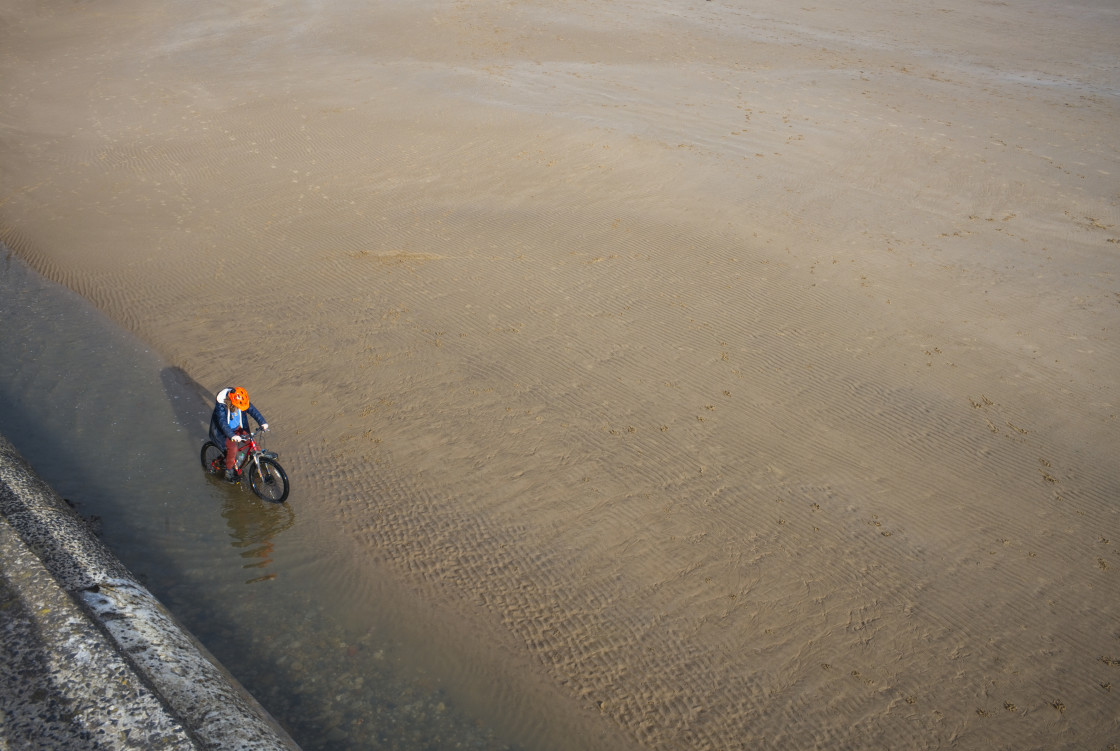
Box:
[209,386,269,483]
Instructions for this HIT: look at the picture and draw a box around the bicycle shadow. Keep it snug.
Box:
[159,366,214,444]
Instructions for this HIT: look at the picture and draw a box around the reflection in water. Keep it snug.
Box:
[221,490,295,584]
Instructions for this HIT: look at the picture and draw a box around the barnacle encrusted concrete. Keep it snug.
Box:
[0,433,300,751]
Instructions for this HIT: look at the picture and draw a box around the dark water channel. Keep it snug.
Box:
[0,247,526,751]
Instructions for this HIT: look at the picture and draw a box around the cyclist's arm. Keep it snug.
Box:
[247,403,267,428]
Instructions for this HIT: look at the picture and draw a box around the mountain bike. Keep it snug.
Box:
[201,428,290,503]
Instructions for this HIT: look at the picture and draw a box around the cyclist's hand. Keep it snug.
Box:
[261,423,269,431]
[232,435,244,443]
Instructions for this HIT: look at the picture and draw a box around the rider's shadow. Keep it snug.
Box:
[159,366,213,443]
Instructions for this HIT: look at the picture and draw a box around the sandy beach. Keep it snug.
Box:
[2,0,1118,748]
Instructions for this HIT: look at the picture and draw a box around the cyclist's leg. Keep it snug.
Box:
[224,437,239,469]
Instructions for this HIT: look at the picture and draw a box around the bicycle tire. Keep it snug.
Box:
[249,457,289,503]
[200,441,226,475]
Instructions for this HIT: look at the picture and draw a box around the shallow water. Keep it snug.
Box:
[0,246,552,751]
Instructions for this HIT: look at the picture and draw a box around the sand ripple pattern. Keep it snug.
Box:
[308,198,1120,749]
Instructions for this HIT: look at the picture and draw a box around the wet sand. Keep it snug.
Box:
[2,0,1119,748]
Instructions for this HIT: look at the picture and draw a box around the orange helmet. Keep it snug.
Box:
[228,387,249,411]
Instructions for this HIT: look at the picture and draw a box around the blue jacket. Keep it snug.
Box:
[209,398,266,447]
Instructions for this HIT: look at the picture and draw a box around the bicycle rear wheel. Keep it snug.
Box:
[200,441,225,475]
[249,457,289,503]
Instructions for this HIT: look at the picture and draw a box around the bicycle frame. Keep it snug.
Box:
[230,431,279,477]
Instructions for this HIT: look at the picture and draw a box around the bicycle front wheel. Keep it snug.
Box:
[200,442,225,475]
[249,457,289,503]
